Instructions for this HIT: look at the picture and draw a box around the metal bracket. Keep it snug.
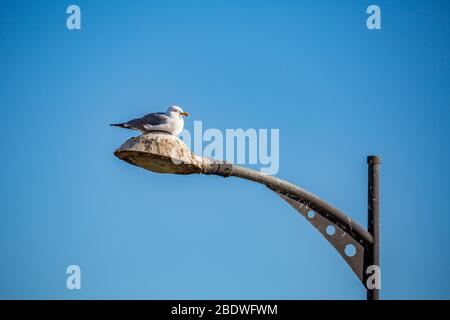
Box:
[276,193,365,282]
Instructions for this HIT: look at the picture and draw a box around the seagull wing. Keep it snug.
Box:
[141,112,169,125]
[121,112,168,131]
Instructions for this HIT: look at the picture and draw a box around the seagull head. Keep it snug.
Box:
[167,105,189,118]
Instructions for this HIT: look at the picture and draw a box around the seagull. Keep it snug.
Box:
[110,105,189,136]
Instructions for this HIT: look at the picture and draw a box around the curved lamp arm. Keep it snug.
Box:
[205,163,373,284]
[114,133,380,299]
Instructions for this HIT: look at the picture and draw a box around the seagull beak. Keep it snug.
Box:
[180,111,189,117]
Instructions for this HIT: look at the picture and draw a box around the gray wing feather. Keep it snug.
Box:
[141,112,169,125]
[125,112,169,130]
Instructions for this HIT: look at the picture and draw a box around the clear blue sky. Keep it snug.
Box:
[1,0,449,299]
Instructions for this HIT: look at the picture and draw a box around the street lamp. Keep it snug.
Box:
[114,132,381,300]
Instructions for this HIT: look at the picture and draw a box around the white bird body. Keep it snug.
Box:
[111,105,189,136]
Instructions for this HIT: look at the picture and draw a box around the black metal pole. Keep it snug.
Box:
[367,155,381,300]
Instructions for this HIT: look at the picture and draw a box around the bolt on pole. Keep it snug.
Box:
[366,155,381,300]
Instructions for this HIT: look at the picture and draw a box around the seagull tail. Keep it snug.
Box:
[110,123,127,128]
